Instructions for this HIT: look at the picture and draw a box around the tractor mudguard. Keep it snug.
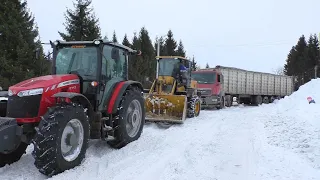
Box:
[52,92,94,119]
[0,117,22,153]
[107,81,143,114]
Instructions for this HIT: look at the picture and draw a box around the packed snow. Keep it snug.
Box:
[1,79,320,180]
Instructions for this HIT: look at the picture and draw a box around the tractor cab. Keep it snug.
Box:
[50,39,140,111]
[156,56,192,93]
[144,56,200,123]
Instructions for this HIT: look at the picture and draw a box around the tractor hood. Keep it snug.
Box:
[9,74,79,96]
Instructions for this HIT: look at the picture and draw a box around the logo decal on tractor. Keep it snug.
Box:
[57,79,80,88]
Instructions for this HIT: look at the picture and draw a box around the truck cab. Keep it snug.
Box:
[191,68,224,109]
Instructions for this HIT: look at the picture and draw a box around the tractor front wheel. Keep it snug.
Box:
[107,87,145,149]
[0,142,28,167]
[32,103,89,177]
[187,96,201,118]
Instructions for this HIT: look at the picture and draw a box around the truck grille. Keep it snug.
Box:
[7,95,42,118]
[198,89,212,96]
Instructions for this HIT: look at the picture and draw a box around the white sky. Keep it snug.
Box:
[27,0,320,73]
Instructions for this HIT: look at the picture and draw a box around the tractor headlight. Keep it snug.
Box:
[17,88,43,97]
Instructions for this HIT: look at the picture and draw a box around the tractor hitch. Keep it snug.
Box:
[0,117,23,153]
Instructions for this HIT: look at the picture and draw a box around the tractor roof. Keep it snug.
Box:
[54,39,136,53]
[156,56,190,61]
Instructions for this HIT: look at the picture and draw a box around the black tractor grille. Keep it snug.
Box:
[7,95,42,118]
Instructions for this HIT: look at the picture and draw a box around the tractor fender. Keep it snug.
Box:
[107,81,143,114]
[52,92,94,120]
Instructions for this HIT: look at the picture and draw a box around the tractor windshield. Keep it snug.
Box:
[191,72,216,84]
[55,46,98,79]
[158,58,180,76]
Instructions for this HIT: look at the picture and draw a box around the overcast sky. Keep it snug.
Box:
[27,0,319,73]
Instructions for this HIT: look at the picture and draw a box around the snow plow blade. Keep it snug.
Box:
[145,94,187,123]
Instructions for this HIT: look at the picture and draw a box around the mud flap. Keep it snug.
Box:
[0,117,22,152]
[0,98,7,117]
[144,94,187,123]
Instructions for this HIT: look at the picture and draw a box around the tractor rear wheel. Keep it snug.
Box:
[32,103,89,177]
[107,87,145,149]
[0,142,28,167]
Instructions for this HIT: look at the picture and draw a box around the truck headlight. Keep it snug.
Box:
[17,88,43,97]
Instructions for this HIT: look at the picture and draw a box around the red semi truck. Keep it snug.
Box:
[191,65,294,109]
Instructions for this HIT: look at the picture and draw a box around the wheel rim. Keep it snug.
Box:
[61,118,84,162]
[126,99,142,138]
[195,100,200,115]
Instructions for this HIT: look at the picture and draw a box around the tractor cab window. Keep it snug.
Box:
[191,72,216,84]
[158,58,180,76]
[55,46,98,80]
[101,45,126,81]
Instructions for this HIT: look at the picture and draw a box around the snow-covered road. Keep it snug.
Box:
[1,79,320,180]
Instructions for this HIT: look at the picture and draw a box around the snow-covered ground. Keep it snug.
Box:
[1,79,320,180]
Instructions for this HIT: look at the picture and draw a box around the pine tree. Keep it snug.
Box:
[191,56,197,71]
[284,46,297,76]
[138,27,156,85]
[164,30,177,56]
[0,0,47,88]
[112,30,118,43]
[103,33,108,41]
[295,35,309,84]
[206,63,210,68]
[128,32,141,81]
[307,34,319,77]
[122,34,131,47]
[176,40,186,57]
[58,0,101,41]
[154,36,165,56]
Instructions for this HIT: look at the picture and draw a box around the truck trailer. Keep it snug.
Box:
[191,65,294,109]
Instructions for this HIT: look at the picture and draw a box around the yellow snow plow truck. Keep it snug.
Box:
[144,56,201,123]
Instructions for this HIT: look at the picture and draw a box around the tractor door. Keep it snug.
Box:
[55,46,100,107]
[98,45,127,111]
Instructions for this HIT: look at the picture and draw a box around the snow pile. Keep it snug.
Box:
[259,78,320,169]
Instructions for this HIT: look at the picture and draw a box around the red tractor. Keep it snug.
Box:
[0,39,145,176]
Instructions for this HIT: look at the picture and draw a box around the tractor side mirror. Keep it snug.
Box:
[35,48,40,60]
[131,50,142,56]
[111,48,120,61]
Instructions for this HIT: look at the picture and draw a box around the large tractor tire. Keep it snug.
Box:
[0,142,28,167]
[32,103,90,177]
[107,87,145,149]
[187,96,201,118]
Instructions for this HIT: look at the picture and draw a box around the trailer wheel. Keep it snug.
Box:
[270,96,275,103]
[254,95,263,105]
[263,96,269,104]
[32,103,89,177]
[0,142,28,167]
[225,95,232,107]
[107,87,145,149]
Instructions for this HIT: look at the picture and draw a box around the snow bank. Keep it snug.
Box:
[259,78,320,169]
